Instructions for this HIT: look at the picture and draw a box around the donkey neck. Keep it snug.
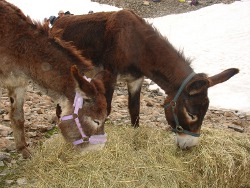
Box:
[28,56,77,103]
[11,37,79,104]
[26,56,77,117]
[141,40,194,95]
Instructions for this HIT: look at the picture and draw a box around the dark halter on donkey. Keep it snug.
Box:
[164,72,200,137]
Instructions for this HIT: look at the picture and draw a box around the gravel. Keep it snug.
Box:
[91,0,237,18]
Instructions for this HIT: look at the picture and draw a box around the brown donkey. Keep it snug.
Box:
[0,0,109,158]
[51,10,239,149]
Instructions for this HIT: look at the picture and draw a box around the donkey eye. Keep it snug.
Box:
[84,98,94,103]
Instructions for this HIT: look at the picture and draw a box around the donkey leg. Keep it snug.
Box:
[105,74,117,116]
[127,77,144,127]
[8,87,30,158]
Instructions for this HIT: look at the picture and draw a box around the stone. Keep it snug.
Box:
[146,101,153,107]
[0,152,11,162]
[224,111,234,117]
[0,138,9,150]
[143,1,150,5]
[37,124,49,132]
[0,124,12,136]
[3,139,16,152]
[37,109,44,114]
[3,114,10,121]
[232,119,243,126]
[228,125,244,133]
[28,131,37,138]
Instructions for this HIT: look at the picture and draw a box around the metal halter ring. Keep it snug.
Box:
[170,101,176,108]
[176,125,184,133]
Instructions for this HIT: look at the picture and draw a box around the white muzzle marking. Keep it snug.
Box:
[176,134,199,149]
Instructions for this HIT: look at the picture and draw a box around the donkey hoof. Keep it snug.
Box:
[21,148,32,159]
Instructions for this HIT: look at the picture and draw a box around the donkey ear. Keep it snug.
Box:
[208,68,239,87]
[186,78,209,95]
[71,65,96,97]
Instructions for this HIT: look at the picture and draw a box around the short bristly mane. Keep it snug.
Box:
[128,12,193,91]
[35,20,93,70]
[3,0,92,70]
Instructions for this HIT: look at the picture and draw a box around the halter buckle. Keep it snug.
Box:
[170,100,176,108]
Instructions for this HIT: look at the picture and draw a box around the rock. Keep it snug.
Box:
[228,125,244,133]
[146,101,154,107]
[37,124,50,132]
[37,109,44,114]
[1,138,16,152]
[0,152,11,162]
[3,114,10,121]
[0,124,12,136]
[27,131,37,137]
[0,138,9,150]
[224,111,234,117]
[232,119,242,126]
[239,114,246,119]
[0,109,5,115]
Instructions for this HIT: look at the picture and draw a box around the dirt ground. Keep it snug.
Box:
[91,0,237,18]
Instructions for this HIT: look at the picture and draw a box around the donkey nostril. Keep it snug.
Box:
[188,112,197,121]
[93,120,100,125]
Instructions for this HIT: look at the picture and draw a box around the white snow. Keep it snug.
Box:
[6,0,250,114]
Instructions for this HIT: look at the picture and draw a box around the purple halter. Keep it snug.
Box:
[61,76,107,145]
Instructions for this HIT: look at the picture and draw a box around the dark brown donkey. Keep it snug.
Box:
[0,0,109,158]
[51,10,239,149]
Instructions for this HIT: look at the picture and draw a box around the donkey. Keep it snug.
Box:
[51,10,239,149]
[0,0,109,158]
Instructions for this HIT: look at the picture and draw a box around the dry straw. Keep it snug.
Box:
[14,124,250,188]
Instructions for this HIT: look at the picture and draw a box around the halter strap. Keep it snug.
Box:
[164,72,200,137]
[61,77,107,145]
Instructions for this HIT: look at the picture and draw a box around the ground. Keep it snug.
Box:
[0,0,249,186]
[91,0,237,18]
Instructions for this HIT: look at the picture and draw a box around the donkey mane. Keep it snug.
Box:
[125,11,193,89]
[127,10,192,66]
[38,21,92,69]
[147,25,192,64]
[1,0,92,70]
[2,0,33,25]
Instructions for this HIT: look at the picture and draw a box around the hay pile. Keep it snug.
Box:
[14,124,250,188]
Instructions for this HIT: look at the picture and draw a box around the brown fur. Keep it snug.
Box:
[0,0,108,158]
[51,10,239,141]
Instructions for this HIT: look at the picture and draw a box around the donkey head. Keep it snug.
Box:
[58,65,110,148]
[164,68,239,149]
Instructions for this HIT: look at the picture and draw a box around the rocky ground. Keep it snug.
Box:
[0,0,249,186]
[91,0,237,18]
